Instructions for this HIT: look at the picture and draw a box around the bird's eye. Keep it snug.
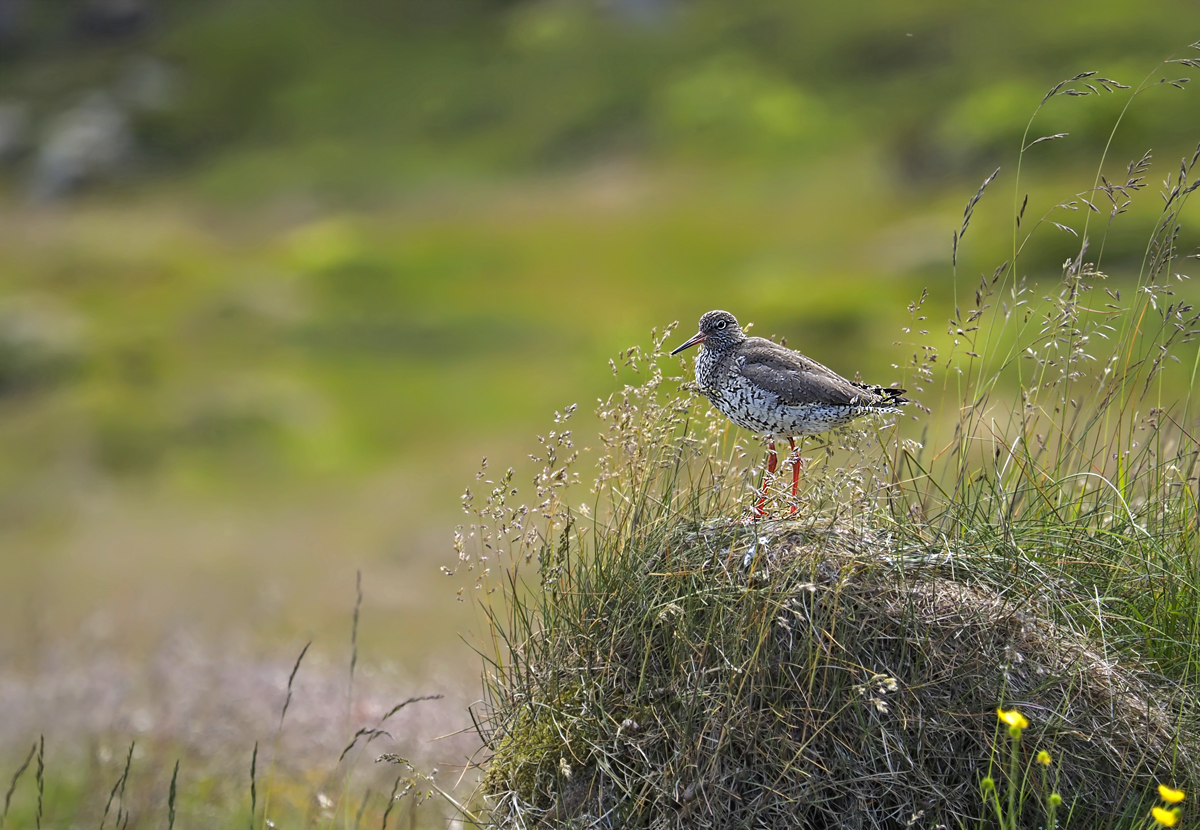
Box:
[716,320,727,330]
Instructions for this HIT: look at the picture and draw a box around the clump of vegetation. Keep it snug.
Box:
[457,51,1200,829]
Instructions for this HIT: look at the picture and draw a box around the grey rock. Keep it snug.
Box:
[29,90,132,200]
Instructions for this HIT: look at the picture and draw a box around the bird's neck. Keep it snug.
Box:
[695,344,721,390]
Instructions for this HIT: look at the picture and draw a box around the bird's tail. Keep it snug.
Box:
[858,385,908,410]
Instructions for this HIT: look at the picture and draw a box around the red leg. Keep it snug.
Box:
[754,438,778,518]
[788,437,802,516]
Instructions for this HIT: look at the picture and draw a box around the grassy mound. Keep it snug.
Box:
[475,516,1198,830]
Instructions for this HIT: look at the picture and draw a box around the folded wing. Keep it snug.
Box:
[738,339,906,408]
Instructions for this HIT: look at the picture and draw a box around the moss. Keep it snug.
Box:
[483,681,603,808]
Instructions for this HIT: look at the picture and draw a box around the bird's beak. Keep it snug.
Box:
[670,331,706,356]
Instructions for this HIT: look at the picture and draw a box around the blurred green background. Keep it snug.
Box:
[1,0,1199,816]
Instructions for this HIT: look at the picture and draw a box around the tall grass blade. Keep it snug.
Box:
[1,741,36,829]
[167,759,180,830]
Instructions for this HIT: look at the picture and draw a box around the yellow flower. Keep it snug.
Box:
[1152,806,1181,827]
[1159,785,1186,804]
[1036,750,1051,766]
[997,707,1029,730]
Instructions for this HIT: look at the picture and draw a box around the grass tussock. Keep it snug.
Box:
[479,521,1198,829]
[457,47,1200,830]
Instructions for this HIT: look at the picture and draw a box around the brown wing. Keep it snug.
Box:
[737,338,868,407]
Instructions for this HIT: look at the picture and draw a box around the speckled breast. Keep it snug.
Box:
[704,376,857,437]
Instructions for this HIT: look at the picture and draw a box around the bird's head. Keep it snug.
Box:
[670,310,745,355]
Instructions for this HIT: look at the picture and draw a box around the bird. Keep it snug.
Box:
[670,309,908,518]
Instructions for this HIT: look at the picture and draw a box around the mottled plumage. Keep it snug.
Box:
[671,309,908,516]
[672,310,907,435]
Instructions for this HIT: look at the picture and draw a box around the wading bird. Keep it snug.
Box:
[671,310,907,518]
